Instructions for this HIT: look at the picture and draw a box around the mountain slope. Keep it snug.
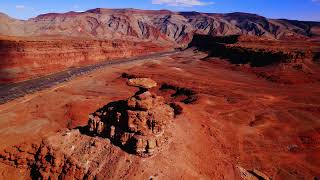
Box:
[0,8,319,46]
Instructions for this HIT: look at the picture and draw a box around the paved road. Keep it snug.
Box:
[0,50,179,104]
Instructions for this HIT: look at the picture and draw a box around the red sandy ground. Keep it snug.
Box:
[0,49,319,179]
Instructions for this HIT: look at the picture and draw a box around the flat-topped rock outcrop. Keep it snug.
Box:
[87,78,174,156]
[127,78,157,89]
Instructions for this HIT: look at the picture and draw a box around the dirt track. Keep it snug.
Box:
[0,50,179,104]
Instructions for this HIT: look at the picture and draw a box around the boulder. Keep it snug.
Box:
[127,78,157,89]
[253,169,270,180]
[237,166,259,180]
[237,166,270,180]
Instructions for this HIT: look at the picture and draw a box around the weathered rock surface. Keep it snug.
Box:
[127,78,157,89]
[0,142,39,169]
[189,34,320,84]
[237,166,270,180]
[0,9,319,46]
[0,36,170,84]
[87,78,174,156]
[0,129,130,179]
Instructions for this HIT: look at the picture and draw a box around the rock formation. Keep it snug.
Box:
[0,9,319,46]
[87,78,174,156]
[237,166,270,180]
[0,36,170,84]
[188,33,320,84]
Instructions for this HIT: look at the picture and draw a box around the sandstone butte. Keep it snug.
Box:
[88,78,174,157]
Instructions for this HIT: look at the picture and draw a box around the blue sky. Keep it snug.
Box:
[0,0,319,21]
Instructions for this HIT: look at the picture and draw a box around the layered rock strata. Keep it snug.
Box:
[0,36,170,84]
[1,9,319,44]
[87,78,174,156]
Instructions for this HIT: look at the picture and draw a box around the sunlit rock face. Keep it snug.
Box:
[87,78,174,156]
[0,37,169,84]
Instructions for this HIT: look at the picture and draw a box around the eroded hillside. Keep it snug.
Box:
[0,9,319,46]
[0,36,171,84]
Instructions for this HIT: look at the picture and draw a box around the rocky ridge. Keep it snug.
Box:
[0,9,319,46]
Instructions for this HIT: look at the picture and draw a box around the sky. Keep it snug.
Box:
[0,0,319,21]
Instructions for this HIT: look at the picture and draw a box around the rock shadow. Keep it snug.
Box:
[188,34,293,67]
[77,100,138,155]
[159,83,199,104]
[78,77,176,157]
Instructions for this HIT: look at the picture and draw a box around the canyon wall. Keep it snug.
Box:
[189,34,320,84]
[0,37,171,84]
[189,34,317,66]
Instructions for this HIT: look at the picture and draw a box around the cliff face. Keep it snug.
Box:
[188,34,320,84]
[0,37,170,84]
[0,9,319,46]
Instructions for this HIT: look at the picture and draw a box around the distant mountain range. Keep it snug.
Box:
[1,8,319,46]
